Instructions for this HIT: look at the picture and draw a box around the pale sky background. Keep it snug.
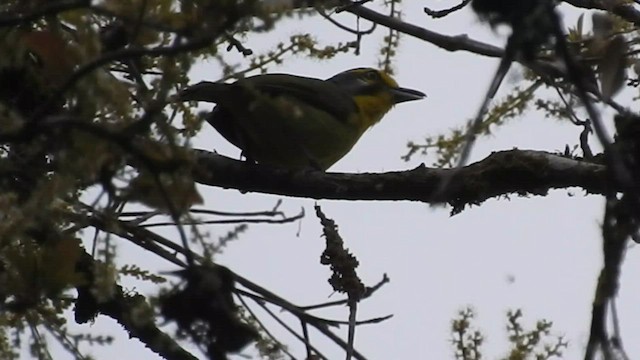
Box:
[45,2,640,360]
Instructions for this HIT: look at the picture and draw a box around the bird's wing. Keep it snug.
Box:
[240,74,357,122]
[178,74,357,122]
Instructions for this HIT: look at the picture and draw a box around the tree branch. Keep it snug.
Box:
[74,253,197,360]
[192,149,607,209]
[262,1,570,83]
[341,1,503,57]
[424,0,472,19]
[0,0,91,27]
[563,0,640,27]
[260,0,503,56]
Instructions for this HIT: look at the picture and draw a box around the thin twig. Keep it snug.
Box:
[432,41,514,200]
[301,319,313,360]
[140,214,304,227]
[300,274,389,311]
[0,0,90,27]
[233,283,368,360]
[424,0,472,18]
[346,300,357,360]
[317,7,377,35]
[250,297,330,360]
[235,294,298,360]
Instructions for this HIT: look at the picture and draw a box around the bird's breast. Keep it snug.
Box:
[352,93,394,131]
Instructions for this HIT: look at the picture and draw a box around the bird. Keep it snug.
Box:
[177,67,425,170]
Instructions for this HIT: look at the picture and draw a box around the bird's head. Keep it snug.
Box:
[327,68,425,128]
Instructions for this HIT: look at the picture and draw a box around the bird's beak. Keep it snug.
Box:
[391,87,426,104]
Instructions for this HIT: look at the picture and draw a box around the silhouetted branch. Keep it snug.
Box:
[74,253,196,360]
[139,210,304,227]
[78,207,374,358]
[563,0,640,27]
[424,0,472,18]
[0,0,90,27]
[192,149,608,211]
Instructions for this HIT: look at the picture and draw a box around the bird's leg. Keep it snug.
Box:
[240,149,257,165]
[293,141,323,171]
[233,127,259,165]
[281,127,324,171]
[306,157,323,171]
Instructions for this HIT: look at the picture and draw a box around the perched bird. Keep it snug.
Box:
[178,68,425,170]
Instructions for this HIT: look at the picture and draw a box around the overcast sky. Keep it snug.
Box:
[52,2,640,360]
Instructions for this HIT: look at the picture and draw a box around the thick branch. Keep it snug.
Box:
[192,149,608,208]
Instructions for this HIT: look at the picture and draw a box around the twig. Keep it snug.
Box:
[301,319,313,360]
[139,214,304,227]
[299,274,389,311]
[424,0,472,18]
[224,33,254,56]
[346,300,357,360]
[235,294,298,360]
[336,0,374,13]
[317,7,377,35]
[431,39,514,201]
[340,0,503,57]
[563,0,640,27]
[250,297,330,360]
[579,121,594,159]
[121,205,289,218]
[610,300,630,360]
[234,278,369,360]
[136,206,304,227]
[76,203,372,359]
[551,85,594,159]
[0,0,90,27]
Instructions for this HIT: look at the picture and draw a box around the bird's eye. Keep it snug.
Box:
[363,70,379,82]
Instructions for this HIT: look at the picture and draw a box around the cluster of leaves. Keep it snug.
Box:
[217,33,358,81]
[451,308,567,360]
[404,81,540,167]
[377,0,403,74]
[0,0,411,358]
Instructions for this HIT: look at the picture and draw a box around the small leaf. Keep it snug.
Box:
[592,12,613,40]
[633,59,640,77]
[599,35,628,101]
[577,13,584,37]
